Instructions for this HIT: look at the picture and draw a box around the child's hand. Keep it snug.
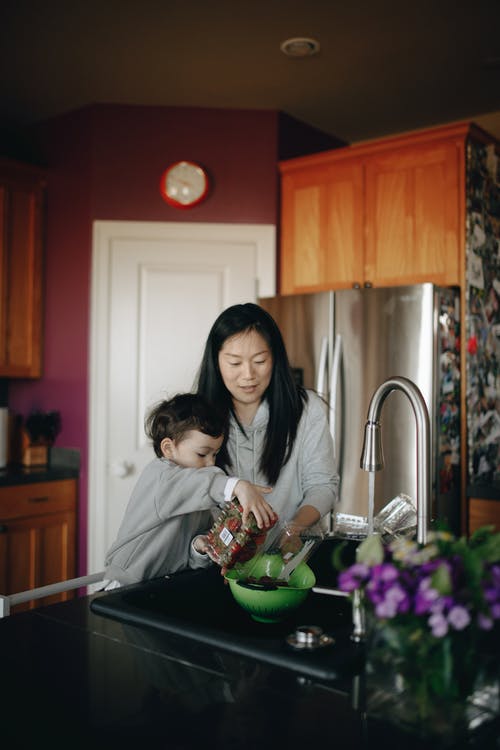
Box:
[233,480,277,529]
[193,535,210,554]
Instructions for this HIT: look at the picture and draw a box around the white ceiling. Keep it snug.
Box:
[1,0,500,144]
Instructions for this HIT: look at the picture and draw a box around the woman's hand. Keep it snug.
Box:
[233,480,277,528]
[278,508,322,557]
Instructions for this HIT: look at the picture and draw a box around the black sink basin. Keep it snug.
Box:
[90,540,363,682]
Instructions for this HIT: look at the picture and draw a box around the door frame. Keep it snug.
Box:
[88,220,276,573]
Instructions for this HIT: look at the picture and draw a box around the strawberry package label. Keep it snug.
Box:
[206,499,275,568]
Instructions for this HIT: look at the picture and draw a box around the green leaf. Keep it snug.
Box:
[356,533,384,565]
[431,562,452,595]
[469,527,500,563]
[330,540,348,571]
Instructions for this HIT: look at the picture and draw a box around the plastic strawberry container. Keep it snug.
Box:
[206,499,276,568]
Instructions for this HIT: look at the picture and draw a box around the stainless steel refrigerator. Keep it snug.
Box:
[259,284,461,533]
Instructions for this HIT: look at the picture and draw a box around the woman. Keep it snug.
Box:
[196,302,339,527]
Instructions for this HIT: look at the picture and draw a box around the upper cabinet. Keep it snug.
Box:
[364,138,461,287]
[280,159,364,292]
[0,158,45,378]
[279,123,472,294]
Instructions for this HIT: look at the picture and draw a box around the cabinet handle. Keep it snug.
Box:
[0,524,7,533]
[29,496,50,503]
[364,281,373,288]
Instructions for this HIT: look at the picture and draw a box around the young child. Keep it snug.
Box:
[103,393,276,586]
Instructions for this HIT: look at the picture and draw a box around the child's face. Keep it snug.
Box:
[161,430,223,469]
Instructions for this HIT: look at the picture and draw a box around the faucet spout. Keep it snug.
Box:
[360,376,431,544]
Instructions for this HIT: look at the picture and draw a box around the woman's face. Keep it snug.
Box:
[218,329,273,421]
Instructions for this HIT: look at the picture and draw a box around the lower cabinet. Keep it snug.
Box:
[0,479,77,613]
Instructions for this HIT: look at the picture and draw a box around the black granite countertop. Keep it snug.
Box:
[0,464,79,486]
[0,542,497,750]
[0,447,80,487]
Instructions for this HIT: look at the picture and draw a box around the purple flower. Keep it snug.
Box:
[447,605,471,630]
[338,563,369,592]
[484,587,498,603]
[374,563,399,582]
[489,564,500,584]
[374,584,408,618]
[364,564,409,614]
[491,602,500,619]
[414,577,439,615]
[478,612,494,630]
[428,612,448,637]
[337,527,499,638]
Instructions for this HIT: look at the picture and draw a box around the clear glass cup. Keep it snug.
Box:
[374,493,416,540]
[332,512,369,540]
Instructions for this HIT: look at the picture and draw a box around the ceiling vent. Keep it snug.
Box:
[280,37,320,58]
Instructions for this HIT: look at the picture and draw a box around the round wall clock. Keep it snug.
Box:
[159,160,210,209]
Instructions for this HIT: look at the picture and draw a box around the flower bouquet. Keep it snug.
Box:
[337,526,500,742]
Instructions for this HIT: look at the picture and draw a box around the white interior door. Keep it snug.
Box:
[88,221,275,574]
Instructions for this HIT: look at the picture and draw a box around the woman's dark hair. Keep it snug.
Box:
[145,393,227,458]
[196,303,307,483]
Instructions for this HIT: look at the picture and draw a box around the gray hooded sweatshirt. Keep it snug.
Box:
[226,390,338,523]
[104,461,232,585]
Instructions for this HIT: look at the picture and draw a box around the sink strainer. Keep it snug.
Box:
[286,625,335,650]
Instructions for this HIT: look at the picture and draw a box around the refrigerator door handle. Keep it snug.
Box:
[329,334,342,461]
[316,336,329,398]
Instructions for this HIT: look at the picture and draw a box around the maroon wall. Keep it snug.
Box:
[8,104,283,575]
[90,105,280,223]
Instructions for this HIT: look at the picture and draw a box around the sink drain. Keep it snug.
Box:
[286,625,335,650]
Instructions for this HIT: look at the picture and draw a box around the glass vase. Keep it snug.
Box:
[365,618,499,745]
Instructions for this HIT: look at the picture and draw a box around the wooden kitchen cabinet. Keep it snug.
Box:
[468,497,500,535]
[364,138,461,287]
[0,157,45,378]
[280,159,364,292]
[0,479,77,612]
[279,122,468,294]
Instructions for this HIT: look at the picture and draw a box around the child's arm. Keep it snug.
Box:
[232,480,277,528]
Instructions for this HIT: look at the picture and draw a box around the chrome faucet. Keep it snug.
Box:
[360,376,430,544]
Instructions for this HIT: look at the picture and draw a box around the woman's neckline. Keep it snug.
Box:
[233,401,261,426]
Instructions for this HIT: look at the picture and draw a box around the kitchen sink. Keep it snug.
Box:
[90,540,363,682]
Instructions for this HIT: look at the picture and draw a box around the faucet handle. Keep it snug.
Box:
[360,420,384,471]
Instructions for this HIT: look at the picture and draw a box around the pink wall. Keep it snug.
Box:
[8,104,284,575]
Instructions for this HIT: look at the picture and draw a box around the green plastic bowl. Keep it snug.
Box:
[225,556,316,623]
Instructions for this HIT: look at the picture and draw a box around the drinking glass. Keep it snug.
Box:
[374,493,416,540]
[332,512,369,540]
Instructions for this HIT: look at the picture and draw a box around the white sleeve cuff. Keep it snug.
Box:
[191,537,207,557]
[224,476,240,502]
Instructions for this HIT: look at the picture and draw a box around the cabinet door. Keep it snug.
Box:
[469,498,500,535]
[364,139,461,287]
[280,160,364,293]
[0,479,77,612]
[0,161,44,378]
[0,510,76,612]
